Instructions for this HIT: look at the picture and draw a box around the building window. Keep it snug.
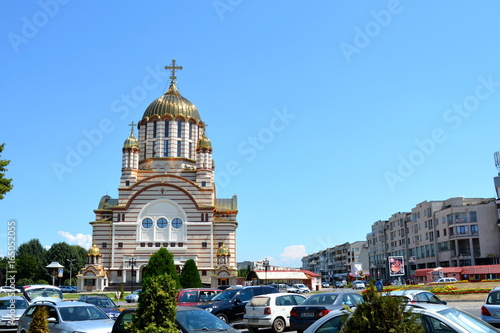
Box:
[148,242,153,247]
[102,242,107,248]
[117,271,122,277]
[126,180,130,186]
[118,242,123,248]
[177,141,181,157]
[470,211,477,222]
[156,243,160,247]
[172,218,182,229]
[165,120,170,137]
[153,121,157,138]
[471,225,479,235]
[202,271,207,276]
[164,140,169,157]
[456,225,468,235]
[201,181,206,187]
[171,242,176,247]
[443,229,447,236]
[142,218,153,229]
[140,243,145,247]
[202,242,207,248]
[178,242,183,247]
[188,142,192,159]
[189,122,193,139]
[177,120,182,138]
[152,141,157,157]
[157,218,168,229]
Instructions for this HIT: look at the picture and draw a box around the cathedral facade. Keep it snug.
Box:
[77,60,238,291]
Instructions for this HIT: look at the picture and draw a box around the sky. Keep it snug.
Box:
[2,1,500,269]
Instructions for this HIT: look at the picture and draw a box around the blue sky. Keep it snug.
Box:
[1,1,500,268]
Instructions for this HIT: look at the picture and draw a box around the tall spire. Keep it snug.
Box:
[164,59,183,83]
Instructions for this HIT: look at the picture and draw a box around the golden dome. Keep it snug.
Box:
[197,134,212,150]
[143,83,201,121]
[87,243,102,257]
[217,244,230,256]
[123,132,139,149]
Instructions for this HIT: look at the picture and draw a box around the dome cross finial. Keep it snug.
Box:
[164,59,183,83]
[128,121,136,136]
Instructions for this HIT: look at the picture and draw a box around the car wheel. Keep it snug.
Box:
[272,317,285,333]
[216,313,228,323]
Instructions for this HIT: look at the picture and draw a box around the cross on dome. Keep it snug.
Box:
[128,121,136,136]
[164,59,183,83]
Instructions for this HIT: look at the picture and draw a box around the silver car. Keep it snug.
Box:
[482,286,500,327]
[0,296,29,332]
[125,289,141,303]
[17,301,114,333]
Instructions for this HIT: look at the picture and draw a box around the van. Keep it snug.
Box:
[433,277,458,283]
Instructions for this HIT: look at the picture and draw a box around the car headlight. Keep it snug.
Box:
[204,307,214,313]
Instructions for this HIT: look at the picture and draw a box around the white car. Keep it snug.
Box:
[244,293,307,333]
[292,284,310,294]
[352,281,365,290]
[0,286,21,293]
[304,303,499,333]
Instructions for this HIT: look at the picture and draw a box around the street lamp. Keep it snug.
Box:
[263,258,269,285]
[128,258,137,292]
[67,258,76,287]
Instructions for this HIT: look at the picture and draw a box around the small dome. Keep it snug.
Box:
[217,244,230,256]
[87,243,102,256]
[143,83,201,121]
[197,134,212,150]
[123,132,139,149]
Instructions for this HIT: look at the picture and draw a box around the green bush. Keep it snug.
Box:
[17,278,34,286]
[27,305,49,333]
[35,279,49,285]
[342,280,424,333]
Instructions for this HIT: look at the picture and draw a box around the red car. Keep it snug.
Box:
[177,288,221,306]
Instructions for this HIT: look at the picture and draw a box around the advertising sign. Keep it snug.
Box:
[388,256,404,276]
[58,268,64,278]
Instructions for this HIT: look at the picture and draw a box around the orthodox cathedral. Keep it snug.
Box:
[77,60,238,291]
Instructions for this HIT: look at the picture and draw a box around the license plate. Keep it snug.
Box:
[301,312,315,318]
[249,319,259,323]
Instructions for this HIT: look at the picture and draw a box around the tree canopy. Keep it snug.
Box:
[0,143,13,200]
[180,259,202,288]
[143,248,180,288]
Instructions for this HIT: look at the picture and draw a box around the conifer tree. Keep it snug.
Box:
[27,306,49,333]
[129,274,178,333]
[0,143,13,200]
[180,259,202,288]
[341,280,424,333]
[143,247,180,288]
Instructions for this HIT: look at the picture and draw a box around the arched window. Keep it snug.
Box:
[157,218,168,229]
[142,218,153,229]
[177,120,182,138]
[172,218,183,229]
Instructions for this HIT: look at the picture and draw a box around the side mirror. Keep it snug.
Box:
[47,317,58,323]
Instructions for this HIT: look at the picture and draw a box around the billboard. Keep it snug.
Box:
[388,256,404,276]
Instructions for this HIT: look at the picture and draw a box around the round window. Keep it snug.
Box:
[172,218,183,229]
[142,218,153,229]
[157,218,168,229]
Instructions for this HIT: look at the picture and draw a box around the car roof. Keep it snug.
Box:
[251,293,305,299]
[388,289,427,296]
[490,287,500,293]
[31,300,92,308]
[0,296,26,301]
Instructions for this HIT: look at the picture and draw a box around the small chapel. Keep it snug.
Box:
[77,60,238,291]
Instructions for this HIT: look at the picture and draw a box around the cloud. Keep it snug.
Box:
[280,245,307,263]
[58,231,92,249]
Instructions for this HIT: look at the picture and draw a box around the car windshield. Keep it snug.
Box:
[248,297,270,307]
[304,294,338,305]
[179,291,199,303]
[210,289,239,301]
[486,292,500,305]
[437,307,498,333]
[0,299,28,309]
[59,306,109,321]
[86,298,116,307]
[24,287,62,301]
[176,308,233,331]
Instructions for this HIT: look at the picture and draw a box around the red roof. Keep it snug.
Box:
[299,269,322,277]
[415,265,500,277]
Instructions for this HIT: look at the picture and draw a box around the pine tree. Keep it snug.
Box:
[0,143,13,200]
[341,280,425,333]
[129,274,178,333]
[143,248,180,288]
[27,306,49,333]
[180,259,202,288]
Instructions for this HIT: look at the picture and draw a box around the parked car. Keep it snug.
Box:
[17,300,114,333]
[321,282,329,288]
[433,277,458,283]
[334,281,344,289]
[22,285,63,303]
[125,289,142,303]
[77,295,122,319]
[0,286,21,294]
[268,284,299,294]
[292,284,310,294]
[58,286,77,293]
[111,306,241,333]
[387,289,447,305]
[177,288,221,306]
[289,291,364,333]
[243,293,307,333]
[196,285,279,324]
[351,281,365,290]
[304,303,500,333]
[0,296,29,332]
[482,286,500,327]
